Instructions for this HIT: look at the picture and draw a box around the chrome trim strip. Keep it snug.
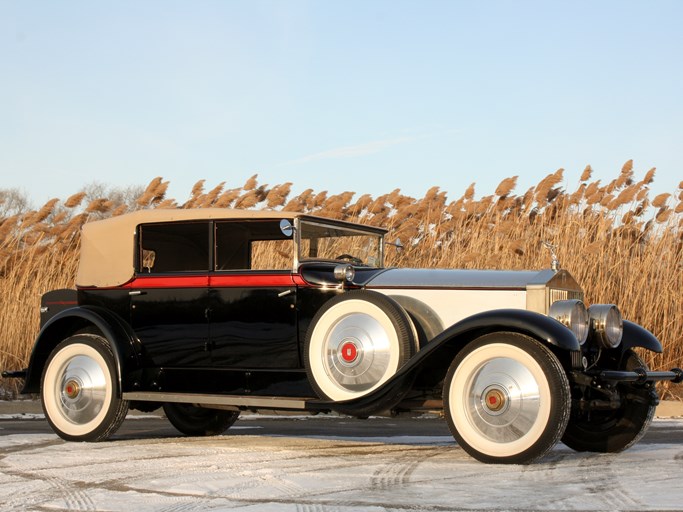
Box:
[366,268,543,289]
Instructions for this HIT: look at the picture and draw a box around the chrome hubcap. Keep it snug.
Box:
[466,357,542,443]
[325,313,391,392]
[56,355,107,425]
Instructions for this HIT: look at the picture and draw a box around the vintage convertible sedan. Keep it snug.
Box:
[6,209,682,463]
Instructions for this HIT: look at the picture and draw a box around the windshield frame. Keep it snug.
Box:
[293,217,385,270]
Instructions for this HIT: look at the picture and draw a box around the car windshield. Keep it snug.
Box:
[298,220,383,267]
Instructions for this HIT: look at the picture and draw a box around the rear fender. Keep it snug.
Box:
[21,306,141,395]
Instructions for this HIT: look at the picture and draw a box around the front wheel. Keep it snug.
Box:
[41,334,129,442]
[444,332,571,464]
[562,350,656,453]
[163,403,240,436]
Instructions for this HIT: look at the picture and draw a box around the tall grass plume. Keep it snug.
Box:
[1,160,681,399]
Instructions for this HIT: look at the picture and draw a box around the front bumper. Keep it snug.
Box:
[597,367,683,384]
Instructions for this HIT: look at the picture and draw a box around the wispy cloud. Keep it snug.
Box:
[277,135,421,167]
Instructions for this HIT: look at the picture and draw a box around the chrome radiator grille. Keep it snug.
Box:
[549,288,584,308]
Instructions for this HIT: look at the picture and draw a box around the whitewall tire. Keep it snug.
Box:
[444,332,570,464]
[41,334,128,441]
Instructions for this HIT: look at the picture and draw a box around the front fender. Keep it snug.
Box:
[620,320,663,353]
[309,308,579,416]
[431,309,581,352]
[21,306,140,394]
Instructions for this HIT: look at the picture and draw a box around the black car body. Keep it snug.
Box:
[6,208,682,463]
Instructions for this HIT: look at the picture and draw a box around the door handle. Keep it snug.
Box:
[128,290,146,296]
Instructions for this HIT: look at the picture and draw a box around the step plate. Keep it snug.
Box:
[123,391,315,411]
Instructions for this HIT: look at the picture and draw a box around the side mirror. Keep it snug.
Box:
[387,238,404,253]
[279,219,295,237]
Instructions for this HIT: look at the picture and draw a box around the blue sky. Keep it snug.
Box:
[1,1,681,207]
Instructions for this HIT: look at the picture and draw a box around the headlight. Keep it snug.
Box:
[589,304,623,348]
[549,299,589,345]
[333,264,355,283]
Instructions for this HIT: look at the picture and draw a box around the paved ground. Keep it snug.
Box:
[2,406,683,444]
[2,397,682,417]
[1,402,683,511]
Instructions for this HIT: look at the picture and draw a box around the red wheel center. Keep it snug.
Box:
[484,389,506,412]
[64,380,81,399]
[340,341,359,363]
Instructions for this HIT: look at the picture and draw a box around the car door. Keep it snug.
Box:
[130,221,211,368]
[208,220,299,368]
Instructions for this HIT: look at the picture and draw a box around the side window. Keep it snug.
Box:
[250,239,293,270]
[138,222,210,273]
[215,220,292,271]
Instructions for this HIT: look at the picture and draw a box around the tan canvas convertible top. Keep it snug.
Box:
[77,209,306,288]
[76,208,384,288]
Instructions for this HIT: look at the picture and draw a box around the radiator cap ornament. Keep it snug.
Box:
[543,241,560,272]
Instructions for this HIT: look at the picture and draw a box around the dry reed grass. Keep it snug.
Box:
[1,162,682,399]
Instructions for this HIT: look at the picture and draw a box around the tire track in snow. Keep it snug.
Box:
[0,437,63,456]
[296,504,344,512]
[44,475,97,511]
[157,499,219,512]
[579,454,646,510]
[369,446,445,493]
[370,459,420,491]
[0,470,97,512]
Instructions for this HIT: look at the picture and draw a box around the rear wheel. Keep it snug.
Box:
[163,403,240,436]
[41,334,128,441]
[444,332,571,464]
[304,290,416,402]
[562,350,656,453]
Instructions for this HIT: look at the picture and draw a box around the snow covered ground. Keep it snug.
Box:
[1,418,683,511]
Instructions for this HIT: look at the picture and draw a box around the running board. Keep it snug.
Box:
[123,391,319,411]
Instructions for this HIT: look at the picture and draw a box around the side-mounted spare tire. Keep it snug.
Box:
[304,290,417,404]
